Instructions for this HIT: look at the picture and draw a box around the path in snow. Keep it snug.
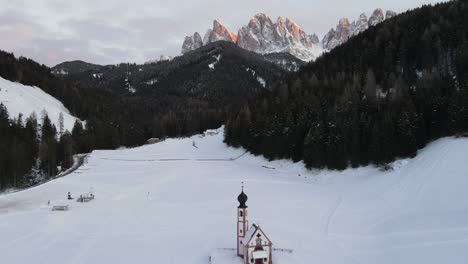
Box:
[0,128,468,264]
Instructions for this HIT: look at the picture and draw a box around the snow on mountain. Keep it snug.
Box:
[208,54,222,70]
[246,67,266,88]
[262,52,306,72]
[350,13,369,36]
[237,14,322,62]
[182,9,396,62]
[368,8,385,26]
[144,55,173,64]
[203,19,237,45]
[1,127,468,264]
[322,8,395,50]
[182,13,323,62]
[0,76,80,131]
[322,18,351,51]
[386,10,397,19]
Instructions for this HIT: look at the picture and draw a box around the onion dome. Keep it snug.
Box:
[237,188,248,208]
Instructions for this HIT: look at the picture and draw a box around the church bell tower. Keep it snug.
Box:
[237,183,248,257]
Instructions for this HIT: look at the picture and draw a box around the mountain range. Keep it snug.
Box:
[182,8,396,62]
[322,8,397,50]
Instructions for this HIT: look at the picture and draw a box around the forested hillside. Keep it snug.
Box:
[225,0,468,169]
[0,52,109,189]
[0,42,286,190]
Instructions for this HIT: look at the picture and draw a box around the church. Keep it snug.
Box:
[236,187,273,264]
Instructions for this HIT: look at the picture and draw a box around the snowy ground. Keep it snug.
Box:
[1,128,468,264]
[0,77,80,130]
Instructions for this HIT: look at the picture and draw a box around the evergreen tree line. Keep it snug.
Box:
[0,42,284,190]
[225,1,468,169]
[0,41,283,150]
[0,105,79,189]
[0,101,141,189]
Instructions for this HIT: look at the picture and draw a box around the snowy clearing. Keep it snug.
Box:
[0,77,80,131]
[0,128,467,264]
[246,67,266,88]
[209,54,222,70]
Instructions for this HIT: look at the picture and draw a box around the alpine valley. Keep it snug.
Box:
[0,1,468,264]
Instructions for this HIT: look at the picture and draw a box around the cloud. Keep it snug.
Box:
[0,0,445,66]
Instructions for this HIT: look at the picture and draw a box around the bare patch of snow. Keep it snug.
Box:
[256,76,266,88]
[208,54,222,70]
[127,85,136,94]
[246,67,267,88]
[376,88,387,99]
[145,78,158,85]
[92,73,103,79]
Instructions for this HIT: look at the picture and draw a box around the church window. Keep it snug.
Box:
[240,211,243,217]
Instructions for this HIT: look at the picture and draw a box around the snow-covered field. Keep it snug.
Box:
[0,77,80,131]
[1,128,468,264]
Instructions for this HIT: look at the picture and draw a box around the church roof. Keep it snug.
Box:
[241,224,272,246]
[242,224,257,245]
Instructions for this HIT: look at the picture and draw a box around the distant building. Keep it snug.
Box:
[237,187,273,264]
[146,138,162,144]
[205,130,219,136]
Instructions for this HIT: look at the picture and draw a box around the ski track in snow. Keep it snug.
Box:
[1,127,468,264]
[323,196,343,236]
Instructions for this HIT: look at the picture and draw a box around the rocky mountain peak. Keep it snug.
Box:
[230,32,238,42]
[369,8,385,26]
[322,18,350,50]
[322,8,396,50]
[309,33,320,44]
[350,13,368,36]
[338,18,350,29]
[181,32,203,54]
[199,19,236,45]
[181,9,397,62]
[236,14,322,61]
[386,10,397,19]
[213,19,228,35]
[252,13,271,23]
[247,13,274,36]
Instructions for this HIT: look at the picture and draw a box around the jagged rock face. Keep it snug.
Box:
[181,32,203,54]
[350,13,368,36]
[322,18,350,50]
[183,13,322,62]
[369,8,385,26]
[237,13,275,53]
[237,14,321,61]
[308,33,320,44]
[181,9,397,61]
[322,8,396,50]
[202,19,236,45]
[321,28,336,49]
[386,10,397,19]
[336,18,350,43]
